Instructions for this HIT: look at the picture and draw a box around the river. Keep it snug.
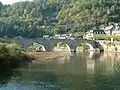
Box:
[1,51,120,90]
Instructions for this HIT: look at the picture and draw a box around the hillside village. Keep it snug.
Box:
[15,23,120,40]
[41,23,120,40]
[83,23,120,40]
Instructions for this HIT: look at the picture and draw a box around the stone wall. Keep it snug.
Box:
[98,40,120,52]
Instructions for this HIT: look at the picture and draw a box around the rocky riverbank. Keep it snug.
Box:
[28,51,72,61]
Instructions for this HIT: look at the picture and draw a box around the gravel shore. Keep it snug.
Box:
[28,51,71,61]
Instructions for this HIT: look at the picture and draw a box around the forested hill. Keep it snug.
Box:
[0,0,120,38]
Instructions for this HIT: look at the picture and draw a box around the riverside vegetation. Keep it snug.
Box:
[0,41,29,68]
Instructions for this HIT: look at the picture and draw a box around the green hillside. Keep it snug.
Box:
[0,0,120,38]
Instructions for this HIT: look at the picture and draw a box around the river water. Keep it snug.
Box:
[1,51,120,90]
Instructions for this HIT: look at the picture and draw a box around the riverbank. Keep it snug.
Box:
[0,40,72,69]
[28,51,72,61]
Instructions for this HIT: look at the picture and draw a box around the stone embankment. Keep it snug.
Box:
[98,40,120,52]
[28,51,72,61]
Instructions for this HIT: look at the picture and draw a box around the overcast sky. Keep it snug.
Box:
[0,0,33,5]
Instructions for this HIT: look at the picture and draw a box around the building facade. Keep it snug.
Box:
[83,30,106,40]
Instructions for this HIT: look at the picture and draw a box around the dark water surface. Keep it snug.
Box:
[1,52,120,90]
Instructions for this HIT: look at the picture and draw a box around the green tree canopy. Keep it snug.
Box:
[0,0,120,38]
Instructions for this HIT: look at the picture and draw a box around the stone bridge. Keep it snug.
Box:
[8,39,102,52]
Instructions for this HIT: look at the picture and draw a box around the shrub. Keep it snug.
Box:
[0,42,27,66]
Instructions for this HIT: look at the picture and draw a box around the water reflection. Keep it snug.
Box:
[1,52,120,89]
[56,56,70,64]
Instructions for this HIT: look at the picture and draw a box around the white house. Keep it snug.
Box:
[43,35,49,39]
[83,30,94,40]
[104,25,114,35]
[53,34,72,39]
[54,34,61,39]
[83,29,106,40]
[104,24,120,35]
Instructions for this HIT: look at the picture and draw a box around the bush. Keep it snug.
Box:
[94,35,116,40]
[0,42,27,66]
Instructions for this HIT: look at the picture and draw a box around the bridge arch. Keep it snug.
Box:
[27,42,46,52]
[76,42,95,52]
[53,42,71,52]
[86,43,94,51]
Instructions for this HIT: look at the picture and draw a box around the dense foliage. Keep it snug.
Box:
[0,42,27,66]
[0,0,120,38]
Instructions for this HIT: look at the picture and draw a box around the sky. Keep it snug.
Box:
[0,0,33,5]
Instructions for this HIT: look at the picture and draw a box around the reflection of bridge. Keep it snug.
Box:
[10,39,102,52]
